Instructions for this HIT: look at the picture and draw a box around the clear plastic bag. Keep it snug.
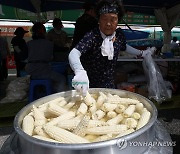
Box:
[0,76,30,103]
[142,54,169,103]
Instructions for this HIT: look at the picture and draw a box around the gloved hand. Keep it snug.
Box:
[142,47,156,57]
[72,70,89,96]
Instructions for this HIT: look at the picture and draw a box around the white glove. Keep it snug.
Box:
[142,47,156,57]
[72,70,89,96]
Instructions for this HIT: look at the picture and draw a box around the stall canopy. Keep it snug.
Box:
[0,0,179,15]
[0,0,180,52]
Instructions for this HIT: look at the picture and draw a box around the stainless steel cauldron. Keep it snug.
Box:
[14,88,157,154]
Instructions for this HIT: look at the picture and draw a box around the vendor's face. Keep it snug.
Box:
[99,13,118,36]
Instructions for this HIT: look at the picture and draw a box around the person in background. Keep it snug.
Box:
[69,0,156,95]
[71,1,98,48]
[170,36,179,50]
[0,29,10,80]
[47,18,69,62]
[25,22,66,92]
[11,27,28,77]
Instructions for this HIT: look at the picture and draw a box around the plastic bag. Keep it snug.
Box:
[0,76,30,103]
[142,54,169,103]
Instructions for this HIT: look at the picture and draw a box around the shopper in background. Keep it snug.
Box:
[170,36,179,50]
[25,22,66,92]
[71,1,98,48]
[0,29,10,80]
[47,18,69,62]
[11,27,28,77]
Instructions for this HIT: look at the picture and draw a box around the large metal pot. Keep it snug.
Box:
[14,88,157,154]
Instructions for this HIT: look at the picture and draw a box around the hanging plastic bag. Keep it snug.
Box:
[142,54,169,103]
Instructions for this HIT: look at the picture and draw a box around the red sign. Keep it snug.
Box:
[0,26,31,37]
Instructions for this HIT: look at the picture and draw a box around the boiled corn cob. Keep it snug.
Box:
[34,126,50,138]
[92,110,105,120]
[48,103,67,116]
[107,111,117,119]
[93,134,112,142]
[125,118,138,129]
[136,110,151,130]
[84,91,96,106]
[107,114,123,125]
[102,103,117,112]
[64,101,75,109]
[84,134,98,142]
[22,115,34,136]
[135,103,144,113]
[33,105,47,127]
[46,111,75,126]
[123,105,135,117]
[131,112,141,120]
[73,115,90,137]
[57,119,81,130]
[56,100,67,107]
[33,135,60,143]
[76,102,88,115]
[88,120,107,128]
[115,104,126,113]
[115,129,135,138]
[86,125,127,135]
[43,125,90,143]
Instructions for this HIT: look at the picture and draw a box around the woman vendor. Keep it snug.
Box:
[69,0,155,95]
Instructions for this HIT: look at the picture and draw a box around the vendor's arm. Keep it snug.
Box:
[68,32,94,95]
[125,44,156,57]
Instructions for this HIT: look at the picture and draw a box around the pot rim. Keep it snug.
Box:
[14,88,157,150]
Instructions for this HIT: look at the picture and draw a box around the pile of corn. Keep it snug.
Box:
[22,91,151,143]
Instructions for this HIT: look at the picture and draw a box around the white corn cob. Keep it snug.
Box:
[88,120,107,128]
[136,110,151,130]
[84,134,98,142]
[33,135,60,143]
[107,114,123,125]
[56,100,68,107]
[38,97,65,109]
[64,101,75,109]
[131,112,141,120]
[99,92,107,99]
[22,115,34,136]
[34,126,50,138]
[135,103,144,113]
[96,95,106,108]
[93,134,112,142]
[84,91,96,106]
[125,118,138,129]
[107,111,117,119]
[106,97,139,105]
[89,103,97,115]
[73,115,90,137]
[123,105,135,117]
[76,102,88,115]
[46,111,75,126]
[33,105,47,127]
[57,119,81,130]
[48,103,67,116]
[115,129,135,138]
[107,93,113,98]
[115,104,126,113]
[92,110,105,120]
[86,125,127,135]
[43,125,90,143]
[71,95,83,102]
[102,103,117,112]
